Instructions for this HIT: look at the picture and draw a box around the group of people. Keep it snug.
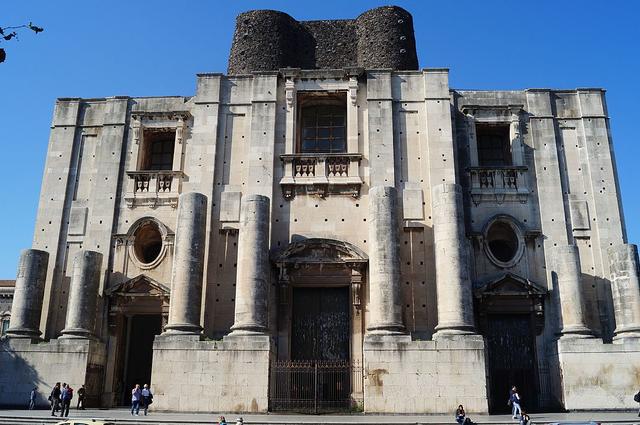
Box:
[48,382,86,417]
[130,383,153,416]
[455,385,530,425]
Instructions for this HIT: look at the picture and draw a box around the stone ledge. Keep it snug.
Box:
[557,337,640,353]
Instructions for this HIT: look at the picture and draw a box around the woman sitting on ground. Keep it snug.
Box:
[455,405,466,424]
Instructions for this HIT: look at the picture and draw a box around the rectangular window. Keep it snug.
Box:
[476,124,512,166]
[140,130,175,170]
[298,93,347,154]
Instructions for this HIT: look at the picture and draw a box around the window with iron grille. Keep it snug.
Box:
[141,130,175,170]
[476,124,512,166]
[298,95,346,154]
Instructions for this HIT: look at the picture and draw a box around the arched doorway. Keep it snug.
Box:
[474,273,546,413]
[270,238,367,412]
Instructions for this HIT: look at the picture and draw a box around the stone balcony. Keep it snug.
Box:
[280,153,363,199]
[125,170,184,208]
[467,166,529,205]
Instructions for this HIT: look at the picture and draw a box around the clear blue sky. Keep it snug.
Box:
[1,1,639,278]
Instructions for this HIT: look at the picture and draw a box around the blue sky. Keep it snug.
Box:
[1,1,639,278]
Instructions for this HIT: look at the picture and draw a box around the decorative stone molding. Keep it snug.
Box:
[124,170,184,208]
[480,214,526,269]
[121,217,174,270]
[467,166,529,205]
[273,238,368,309]
[280,153,363,199]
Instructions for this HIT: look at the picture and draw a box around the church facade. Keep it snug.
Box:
[2,6,640,414]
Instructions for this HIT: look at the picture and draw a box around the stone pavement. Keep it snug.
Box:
[0,409,639,425]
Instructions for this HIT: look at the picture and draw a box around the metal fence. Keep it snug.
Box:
[269,360,363,413]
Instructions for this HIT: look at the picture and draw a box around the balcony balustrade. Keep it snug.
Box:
[125,170,183,208]
[280,153,363,199]
[468,166,529,204]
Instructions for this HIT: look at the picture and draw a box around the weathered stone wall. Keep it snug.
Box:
[553,338,640,410]
[0,339,106,408]
[150,336,271,412]
[363,336,488,413]
[228,6,418,74]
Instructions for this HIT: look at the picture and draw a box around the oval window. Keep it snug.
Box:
[133,222,163,264]
[486,221,519,264]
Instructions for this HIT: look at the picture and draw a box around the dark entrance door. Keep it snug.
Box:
[486,314,538,413]
[122,314,162,405]
[271,286,351,413]
[291,287,350,361]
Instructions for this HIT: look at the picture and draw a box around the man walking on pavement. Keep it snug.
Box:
[50,382,61,417]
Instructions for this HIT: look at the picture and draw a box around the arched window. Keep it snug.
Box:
[299,97,346,153]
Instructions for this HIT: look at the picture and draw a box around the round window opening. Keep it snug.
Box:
[134,222,163,264]
[486,221,519,264]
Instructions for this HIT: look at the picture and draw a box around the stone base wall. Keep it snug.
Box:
[151,334,272,413]
[363,335,488,413]
[554,338,640,410]
[0,338,106,408]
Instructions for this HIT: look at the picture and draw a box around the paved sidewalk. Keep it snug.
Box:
[0,408,639,424]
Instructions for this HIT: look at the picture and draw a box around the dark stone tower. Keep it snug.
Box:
[227,6,419,74]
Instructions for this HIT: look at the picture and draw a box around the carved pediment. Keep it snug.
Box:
[273,238,367,265]
[106,274,170,298]
[474,273,546,298]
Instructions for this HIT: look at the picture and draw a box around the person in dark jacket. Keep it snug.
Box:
[455,405,466,424]
[50,383,61,416]
[77,384,86,410]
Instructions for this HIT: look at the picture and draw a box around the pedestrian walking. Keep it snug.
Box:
[131,384,141,416]
[141,384,153,416]
[218,416,227,425]
[49,382,61,416]
[509,385,522,420]
[634,388,640,416]
[60,383,73,418]
[28,387,37,410]
[77,384,86,410]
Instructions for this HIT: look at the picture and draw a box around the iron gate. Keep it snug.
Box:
[269,360,363,413]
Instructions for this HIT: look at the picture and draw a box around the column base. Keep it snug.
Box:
[366,322,406,336]
[60,327,97,340]
[4,327,41,339]
[560,324,594,339]
[162,322,202,336]
[433,323,476,341]
[228,321,268,337]
[613,325,640,343]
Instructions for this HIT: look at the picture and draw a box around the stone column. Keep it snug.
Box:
[6,249,49,338]
[608,244,640,341]
[164,192,208,335]
[229,194,271,335]
[553,245,592,337]
[366,186,404,335]
[60,250,102,338]
[432,183,475,338]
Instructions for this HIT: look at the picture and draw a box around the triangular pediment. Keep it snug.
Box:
[105,274,170,297]
[474,273,546,298]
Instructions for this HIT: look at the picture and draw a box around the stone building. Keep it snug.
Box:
[2,5,640,414]
[0,281,14,336]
